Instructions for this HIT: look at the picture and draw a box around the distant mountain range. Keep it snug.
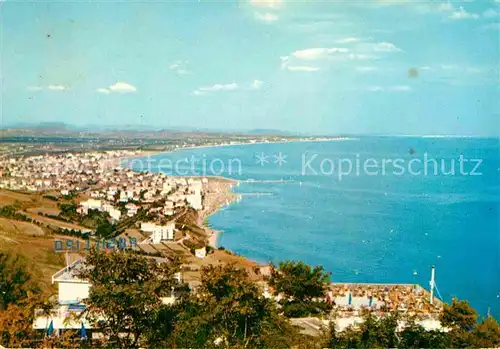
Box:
[0,123,308,138]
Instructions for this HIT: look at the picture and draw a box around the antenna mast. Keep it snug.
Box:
[429,265,435,304]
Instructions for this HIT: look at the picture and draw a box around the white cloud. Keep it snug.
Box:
[27,85,67,92]
[292,47,349,60]
[449,7,479,20]
[26,86,43,92]
[368,86,385,92]
[335,37,363,44]
[169,60,192,75]
[249,0,282,9]
[254,12,279,22]
[356,66,378,73]
[48,84,66,91]
[192,90,208,96]
[280,56,289,69]
[108,82,137,93]
[483,8,499,18]
[193,82,238,95]
[287,65,320,72]
[96,88,111,94]
[252,80,263,89]
[368,85,411,92]
[346,53,377,60]
[430,2,481,20]
[199,82,238,92]
[371,42,402,52]
[437,2,454,12]
[441,64,459,70]
[390,85,411,91]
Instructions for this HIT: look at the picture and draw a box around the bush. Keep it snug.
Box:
[43,195,59,201]
[282,300,332,318]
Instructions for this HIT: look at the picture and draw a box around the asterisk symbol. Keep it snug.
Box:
[274,152,287,166]
[255,152,269,166]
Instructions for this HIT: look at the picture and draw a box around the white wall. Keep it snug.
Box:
[58,282,90,304]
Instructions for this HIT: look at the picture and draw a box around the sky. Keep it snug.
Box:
[1,0,499,136]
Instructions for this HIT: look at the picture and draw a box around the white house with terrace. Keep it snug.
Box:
[33,258,182,334]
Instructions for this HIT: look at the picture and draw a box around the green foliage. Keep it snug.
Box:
[324,312,451,349]
[57,228,89,238]
[322,302,499,349]
[0,251,41,311]
[95,219,117,239]
[58,203,77,215]
[441,298,478,332]
[269,260,331,317]
[170,264,297,349]
[399,319,451,348]
[282,300,332,318]
[469,316,500,348]
[331,312,399,349]
[183,238,205,253]
[440,297,478,347]
[62,191,77,199]
[79,248,185,349]
[116,207,147,232]
[0,205,33,222]
[42,194,59,201]
[0,249,497,348]
[270,261,331,300]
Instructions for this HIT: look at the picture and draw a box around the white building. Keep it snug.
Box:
[125,203,138,217]
[108,207,121,221]
[79,199,102,215]
[195,247,207,259]
[33,257,182,332]
[186,194,203,210]
[153,223,175,244]
[33,260,91,331]
[140,222,175,243]
[140,222,157,233]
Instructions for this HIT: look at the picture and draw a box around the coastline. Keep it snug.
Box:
[198,177,239,249]
[119,136,356,163]
[118,138,353,250]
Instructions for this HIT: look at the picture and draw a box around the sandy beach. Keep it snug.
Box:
[115,137,352,249]
[116,149,239,248]
[199,177,239,248]
[118,137,355,166]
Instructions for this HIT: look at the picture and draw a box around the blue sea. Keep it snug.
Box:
[128,137,500,318]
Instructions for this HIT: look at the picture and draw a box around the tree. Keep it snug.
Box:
[399,318,451,348]
[0,301,42,347]
[440,298,478,347]
[441,298,477,331]
[171,264,297,348]
[336,312,399,348]
[269,261,331,317]
[0,251,41,311]
[78,248,184,348]
[0,251,44,347]
[95,220,117,239]
[469,316,500,348]
[324,311,452,349]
